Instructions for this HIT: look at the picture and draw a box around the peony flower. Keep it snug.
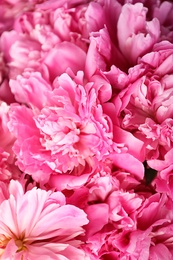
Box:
[0,1,88,102]
[0,0,103,86]
[64,165,147,258]
[0,180,89,259]
[82,181,173,259]
[113,40,173,163]
[1,30,86,84]
[8,71,116,183]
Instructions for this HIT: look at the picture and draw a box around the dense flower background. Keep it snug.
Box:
[0,0,173,259]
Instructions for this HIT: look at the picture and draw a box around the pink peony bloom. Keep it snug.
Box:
[82,182,173,259]
[0,180,89,259]
[1,31,86,84]
[113,40,173,162]
[8,72,116,183]
[0,1,89,92]
[1,0,106,86]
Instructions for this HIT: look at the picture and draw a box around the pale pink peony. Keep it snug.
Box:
[45,0,106,46]
[8,72,116,183]
[0,30,44,103]
[0,180,89,259]
[0,0,106,86]
[0,1,89,95]
[1,30,86,84]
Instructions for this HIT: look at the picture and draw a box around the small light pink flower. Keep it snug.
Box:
[0,180,89,259]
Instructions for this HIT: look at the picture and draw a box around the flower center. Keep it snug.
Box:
[15,239,26,252]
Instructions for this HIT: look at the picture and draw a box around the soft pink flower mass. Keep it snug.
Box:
[0,0,173,259]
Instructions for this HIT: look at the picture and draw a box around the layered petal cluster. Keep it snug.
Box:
[113,40,173,161]
[8,72,115,183]
[78,172,173,259]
